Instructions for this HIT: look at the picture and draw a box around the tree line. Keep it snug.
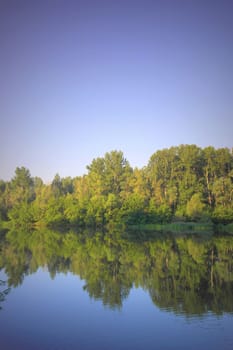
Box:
[0,144,233,229]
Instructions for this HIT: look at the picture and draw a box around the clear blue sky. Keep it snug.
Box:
[1,0,233,182]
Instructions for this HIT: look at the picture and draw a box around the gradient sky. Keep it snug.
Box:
[1,0,233,182]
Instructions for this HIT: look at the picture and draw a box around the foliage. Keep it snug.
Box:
[186,193,206,221]
[0,145,232,229]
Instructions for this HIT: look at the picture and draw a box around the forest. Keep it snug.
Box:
[0,144,233,231]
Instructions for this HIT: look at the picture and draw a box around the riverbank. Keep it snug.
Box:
[127,221,233,235]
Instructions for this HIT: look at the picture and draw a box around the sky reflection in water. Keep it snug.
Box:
[0,269,232,350]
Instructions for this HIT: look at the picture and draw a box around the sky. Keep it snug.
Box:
[1,0,233,182]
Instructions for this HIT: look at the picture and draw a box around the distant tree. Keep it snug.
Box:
[0,180,7,221]
[51,174,63,198]
[10,166,35,204]
[87,150,132,196]
[148,199,172,223]
[120,193,147,224]
[186,193,205,221]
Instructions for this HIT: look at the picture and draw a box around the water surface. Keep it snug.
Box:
[0,229,233,349]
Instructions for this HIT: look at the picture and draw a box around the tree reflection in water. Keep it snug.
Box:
[0,228,232,315]
[0,279,11,310]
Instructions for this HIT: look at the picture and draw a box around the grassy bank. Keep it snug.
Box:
[215,223,233,235]
[127,221,215,235]
[128,221,233,236]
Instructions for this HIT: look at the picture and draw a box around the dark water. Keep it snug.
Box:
[0,228,233,350]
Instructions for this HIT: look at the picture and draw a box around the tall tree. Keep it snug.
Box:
[87,150,132,196]
[10,167,35,205]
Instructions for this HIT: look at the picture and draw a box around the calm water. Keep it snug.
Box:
[0,229,233,350]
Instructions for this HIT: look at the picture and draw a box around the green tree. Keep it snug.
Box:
[186,193,206,221]
[120,193,147,224]
[0,180,7,222]
[87,150,132,196]
[10,167,35,205]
